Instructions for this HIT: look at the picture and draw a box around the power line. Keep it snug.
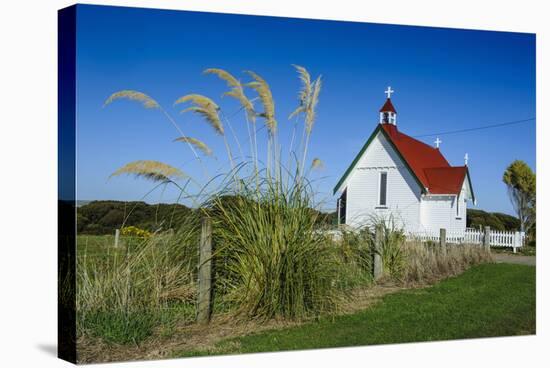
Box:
[413,118,535,138]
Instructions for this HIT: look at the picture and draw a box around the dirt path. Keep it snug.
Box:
[492,253,536,266]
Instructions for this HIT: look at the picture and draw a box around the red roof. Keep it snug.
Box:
[379,98,397,113]
[424,167,467,194]
[381,124,467,195]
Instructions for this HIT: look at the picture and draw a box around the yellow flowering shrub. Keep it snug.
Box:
[121,226,152,238]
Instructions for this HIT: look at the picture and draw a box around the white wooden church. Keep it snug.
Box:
[334,87,476,233]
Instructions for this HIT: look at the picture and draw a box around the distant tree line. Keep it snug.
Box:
[77,200,521,236]
[77,200,336,235]
[466,209,520,232]
[77,200,194,235]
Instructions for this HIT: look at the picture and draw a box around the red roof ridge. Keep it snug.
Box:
[385,126,446,156]
[424,165,466,170]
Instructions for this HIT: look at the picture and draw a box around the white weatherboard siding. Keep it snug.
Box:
[345,132,422,232]
[419,180,468,232]
[420,196,464,232]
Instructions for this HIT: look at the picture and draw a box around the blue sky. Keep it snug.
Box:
[75,4,535,215]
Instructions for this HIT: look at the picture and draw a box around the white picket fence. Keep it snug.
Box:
[406,227,525,253]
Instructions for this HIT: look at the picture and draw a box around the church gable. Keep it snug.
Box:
[356,130,405,169]
[349,131,423,199]
[343,130,423,229]
[332,124,425,195]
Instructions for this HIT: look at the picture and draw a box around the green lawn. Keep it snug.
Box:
[178,263,535,357]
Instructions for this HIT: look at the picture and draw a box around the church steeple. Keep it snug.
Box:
[379,86,397,125]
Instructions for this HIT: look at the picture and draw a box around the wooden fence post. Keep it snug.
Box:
[483,226,491,252]
[114,229,120,248]
[197,217,213,324]
[373,225,383,280]
[439,228,447,254]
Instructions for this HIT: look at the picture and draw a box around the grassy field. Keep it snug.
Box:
[76,234,199,345]
[77,235,143,265]
[177,263,535,357]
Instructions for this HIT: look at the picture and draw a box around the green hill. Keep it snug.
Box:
[77,201,518,235]
[77,200,336,235]
[466,209,520,231]
[77,200,194,235]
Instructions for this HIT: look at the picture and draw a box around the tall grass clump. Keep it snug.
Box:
[373,217,407,279]
[358,215,492,284]
[76,219,200,344]
[206,173,341,319]
[401,241,492,285]
[335,227,375,290]
[101,65,342,323]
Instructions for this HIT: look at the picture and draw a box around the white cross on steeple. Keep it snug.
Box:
[385,86,394,99]
[434,137,442,148]
[464,153,469,165]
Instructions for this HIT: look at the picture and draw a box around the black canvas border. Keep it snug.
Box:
[58,4,77,364]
